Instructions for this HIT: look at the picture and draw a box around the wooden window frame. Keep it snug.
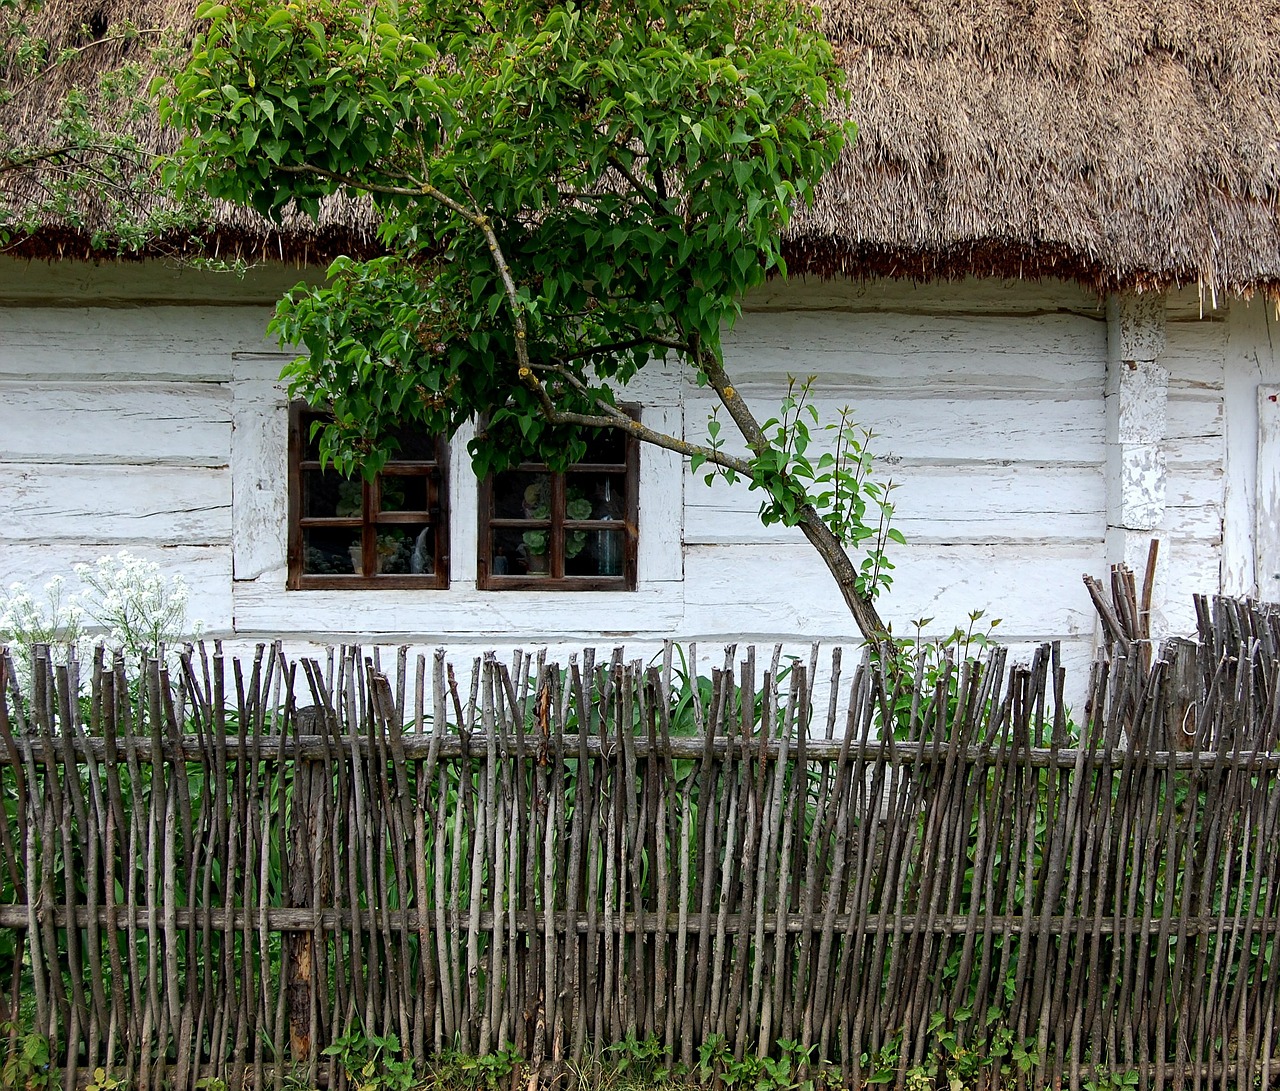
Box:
[287,402,450,590]
[476,418,640,592]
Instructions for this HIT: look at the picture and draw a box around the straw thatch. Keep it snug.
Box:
[3,0,1279,293]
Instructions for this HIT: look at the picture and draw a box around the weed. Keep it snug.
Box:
[431,1044,523,1090]
[323,1030,417,1091]
[1082,1065,1140,1091]
[0,1024,50,1091]
[605,1034,669,1083]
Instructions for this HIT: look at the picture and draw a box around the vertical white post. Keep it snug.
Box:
[1257,385,1280,602]
[1105,291,1169,574]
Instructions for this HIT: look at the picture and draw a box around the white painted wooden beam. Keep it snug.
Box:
[1223,301,1280,597]
[1105,291,1169,572]
[1257,385,1280,602]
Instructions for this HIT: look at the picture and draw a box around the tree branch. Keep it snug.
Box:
[697,345,890,642]
[553,335,689,366]
[541,407,752,475]
[607,153,665,213]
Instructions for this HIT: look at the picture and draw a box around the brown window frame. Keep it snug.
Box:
[477,415,639,592]
[287,402,450,590]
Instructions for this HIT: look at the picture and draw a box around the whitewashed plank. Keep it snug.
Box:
[682,540,1102,642]
[1164,318,1227,390]
[1161,467,1224,542]
[719,310,1105,391]
[636,404,685,582]
[684,391,1102,463]
[1165,394,1225,466]
[1148,537,1222,635]
[0,543,233,635]
[1222,302,1280,595]
[1256,385,1280,601]
[0,257,321,305]
[4,463,231,543]
[230,378,289,581]
[0,306,278,381]
[685,464,1105,545]
[233,571,684,638]
[0,382,231,465]
[743,276,1103,316]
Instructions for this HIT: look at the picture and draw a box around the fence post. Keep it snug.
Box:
[287,706,329,1064]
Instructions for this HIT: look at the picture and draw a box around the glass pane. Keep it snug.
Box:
[378,473,430,514]
[567,528,625,577]
[304,470,363,518]
[385,424,439,462]
[302,527,362,576]
[580,428,626,465]
[493,471,552,521]
[491,527,549,577]
[373,525,435,575]
[566,472,625,522]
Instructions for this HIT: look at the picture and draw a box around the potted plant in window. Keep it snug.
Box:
[521,481,591,574]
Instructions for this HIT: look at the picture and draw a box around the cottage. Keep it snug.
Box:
[2,0,1278,698]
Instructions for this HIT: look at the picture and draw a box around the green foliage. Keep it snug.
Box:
[604,1033,672,1084]
[698,376,902,599]
[877,610,1004,739]
[322,1030,417,1091]
[432,1045,524,1090]
[163,0,849,470]
[1082,1065,1140,1091]
[160,0,902,624]
[695,1035,825,1091]
[0,1023,50,1091]
[86,1069,127,1091]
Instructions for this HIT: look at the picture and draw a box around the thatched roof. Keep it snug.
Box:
[4,0,1280,293]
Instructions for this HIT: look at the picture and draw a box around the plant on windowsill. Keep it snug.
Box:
[520,482,591,574]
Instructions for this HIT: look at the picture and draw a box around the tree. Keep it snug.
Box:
[163,0,901,641]
[0,0,192,250]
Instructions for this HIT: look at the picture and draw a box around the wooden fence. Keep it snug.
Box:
[0,596,1278,1091]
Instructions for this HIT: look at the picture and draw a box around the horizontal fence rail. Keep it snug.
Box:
[0,595,1277,1091]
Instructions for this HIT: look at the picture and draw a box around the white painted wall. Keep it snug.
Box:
[1,261,1252,710]
[1222,298,1280,598]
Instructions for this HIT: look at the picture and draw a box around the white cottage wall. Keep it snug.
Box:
[703,277,1108,664]
[0,261,1246,708]
[1223,298,1280,599]
[1157,290,1228,630]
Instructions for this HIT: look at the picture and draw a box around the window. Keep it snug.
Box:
[477,422,638,590]
[287,403,449,589]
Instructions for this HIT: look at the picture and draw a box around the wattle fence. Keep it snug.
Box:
[0,596,1278,1091]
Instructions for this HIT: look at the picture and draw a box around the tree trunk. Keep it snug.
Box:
[697,349,891,644]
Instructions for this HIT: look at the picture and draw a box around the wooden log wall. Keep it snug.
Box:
[0,597,1277,1091]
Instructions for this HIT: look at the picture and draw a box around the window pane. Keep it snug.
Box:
[493,471,552,521]
[304,470,363,518]
[581,428,627,465]
[491,527,550,577]
[386,424,439,462]
[566,472,625,522]
[374,525,435,575]
[567,528,625,577]
[378,473,431,515]
[302,527,362,575]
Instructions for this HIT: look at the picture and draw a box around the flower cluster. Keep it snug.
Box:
[72,551,202,661]
[0,552,203,694]
[0,575,88,650]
